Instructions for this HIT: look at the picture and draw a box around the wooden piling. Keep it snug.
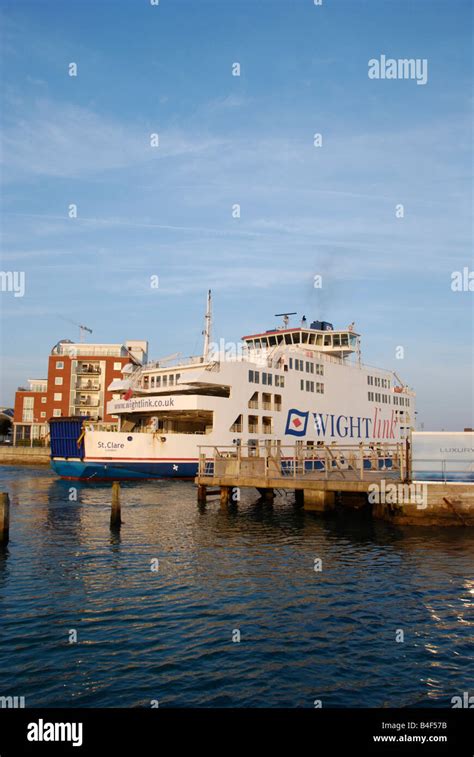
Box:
[197,484,207,505]
[110,481,122,528]
[220,486,230,508]
[0,493,10,545]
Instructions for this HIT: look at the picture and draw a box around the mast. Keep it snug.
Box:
[202,289,212,360]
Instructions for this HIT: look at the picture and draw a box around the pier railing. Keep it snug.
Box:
[198,443,408,482]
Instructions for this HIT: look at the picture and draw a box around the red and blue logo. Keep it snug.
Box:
[285,408,309,437]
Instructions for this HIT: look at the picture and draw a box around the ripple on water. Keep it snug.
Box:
[0,466,473,707]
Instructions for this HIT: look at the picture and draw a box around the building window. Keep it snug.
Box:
[56,361,64,369]
[169,375,174,386]
[41,397,46,403]
[22,396,34,423]
[316,364,324,376]
[262,416,273,434]
[113,362,121,370]
[316,383,324,394]
[40,412,46,418]
[53,409,61,417]
[230,415,243,433]
[156,376,161,388]
[151,377,155,387]
[55,377,63,386]
[162,376,167,387]
[248,392,259,409]
[54,393,62,401]
[248,415,259,434]
[262,393,271,410]
[300,379,304,390]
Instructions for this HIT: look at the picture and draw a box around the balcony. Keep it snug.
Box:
[76,381,100,390]
[76,366,101,375]
[75,399,100,408]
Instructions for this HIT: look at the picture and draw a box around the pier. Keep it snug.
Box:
[196,443,474,525]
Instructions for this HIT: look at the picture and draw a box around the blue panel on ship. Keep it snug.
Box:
[49,417,87,459]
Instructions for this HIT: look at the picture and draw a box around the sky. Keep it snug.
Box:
[0,0,472,430]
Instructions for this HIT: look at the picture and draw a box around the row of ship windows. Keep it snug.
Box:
[367,375,390,388]
[248,371,285,387]
[300,380,324,393]
[368,391,410,406]
[248,392,282,411]
[230,415,273,434]
[289,358,324,375]
[142,373,181,389]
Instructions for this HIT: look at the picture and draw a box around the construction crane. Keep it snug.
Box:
[392,370,407,391]
[59,317,93,343]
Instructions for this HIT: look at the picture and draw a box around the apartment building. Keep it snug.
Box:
[13,339,148,443]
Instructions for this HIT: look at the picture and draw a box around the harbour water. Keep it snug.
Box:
[0,466,472,708]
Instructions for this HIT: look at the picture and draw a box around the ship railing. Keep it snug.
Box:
[197,443,408,482]
[140,355,208,372]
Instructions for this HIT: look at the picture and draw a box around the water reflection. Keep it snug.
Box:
[0,465,472,708]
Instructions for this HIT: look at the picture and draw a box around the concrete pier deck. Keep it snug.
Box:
[196,443,474,526]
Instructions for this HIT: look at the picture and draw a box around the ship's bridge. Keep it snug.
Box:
[242,322,359,358]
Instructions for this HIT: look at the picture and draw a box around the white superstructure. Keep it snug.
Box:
[49,295,415,480]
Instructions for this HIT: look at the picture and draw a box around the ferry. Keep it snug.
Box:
[49,292,415,480]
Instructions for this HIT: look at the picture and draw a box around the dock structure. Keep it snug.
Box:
[195,443,474,525]
[196,442,407,511]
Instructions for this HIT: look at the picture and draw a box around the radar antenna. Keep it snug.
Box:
[274,311,297,329]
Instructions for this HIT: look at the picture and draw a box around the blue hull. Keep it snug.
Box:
[50,459,198,481]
